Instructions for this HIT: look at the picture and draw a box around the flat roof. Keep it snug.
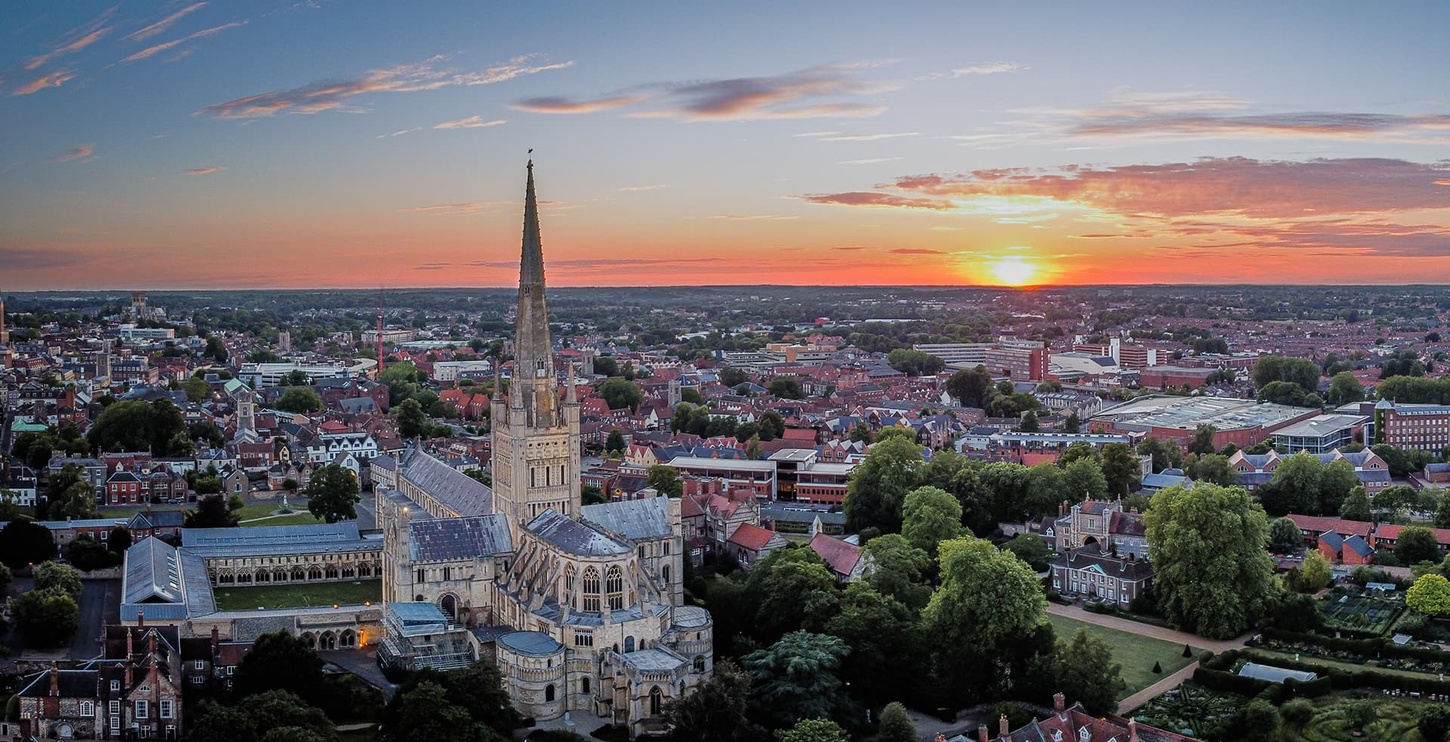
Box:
[1092,395,1312,433]
[667,456,775,472]
[1273,414,1369,439]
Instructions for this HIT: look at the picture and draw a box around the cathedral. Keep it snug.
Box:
[376,162,713,737]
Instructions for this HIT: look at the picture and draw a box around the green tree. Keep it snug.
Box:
[86,399,187,455]
[1058,441,1100,467]
[33,560,82,597]
[1267,517,1303,553]
[204,335,229,363]
[396,398,427,439]
[746,548,841,643]
[605,429,627,454]
[1062,458,1108,502]
[843,435,924,533]
[305,464,361,523]
[757,410,786,442]
[718,367,749,388]
[0,519,59,568]
[1053,627,1124,714]
[1024,463,1067,522]
[946,365,995,408]
[769,376,804,400]
[1136,437,1183,473]
[646,464,684,498]
[1252,355,1322,395]
[234,631,327,705]
[1188,424,1217,456]
[1018,409,1040,433]
[1420,705,1450,742]
[1185,453,1239,487]
[379,361,422,405]
[1409,574,1450,616]
[1101,442,1142,496]
[775,719,848,742]
[9,588,79,647]
[1436,490,1450,529]
[743,632,855,731]
[824,581,921,707]
[1063,410,1081,433]
[1144,484,1277,639]
[1397,525,1441,566]
[902,486,962,556]
[389,681,499,742]
[187,493,241,527]
[183,375,213,403]
[1003,532,1051,572]
[1299,550,1332,592]
[861,534,932,611]
[276,386,324,413]
[1327,371,1365,406]
[847,422,873,443]
[46,463,98,521]
[924,537,1051,705]
[877,702,916,742]
[664,659,760,742]
[1341,485,1373,521]
[886,349,945,376]
[1257,452,1324,515]
[597,378,645,411]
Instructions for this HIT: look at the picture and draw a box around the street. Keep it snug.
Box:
[67,578,120,660]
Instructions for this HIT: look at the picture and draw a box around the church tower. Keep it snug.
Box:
[492,161,582,528]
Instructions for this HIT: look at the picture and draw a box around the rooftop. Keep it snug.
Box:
[1093,395,1314,433]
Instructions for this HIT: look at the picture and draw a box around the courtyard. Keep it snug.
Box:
[213,579,382,611]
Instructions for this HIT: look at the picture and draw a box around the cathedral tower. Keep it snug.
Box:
[492,161,582,528]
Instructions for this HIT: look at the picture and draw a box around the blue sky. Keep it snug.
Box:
[3,1,1449,288]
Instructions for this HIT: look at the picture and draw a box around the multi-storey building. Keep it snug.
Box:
[1376,400,1450,453]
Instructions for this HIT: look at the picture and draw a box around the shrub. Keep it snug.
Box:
[1152,661,1162,674]
[1280,698,1315,726]
[1422,706,1450,742]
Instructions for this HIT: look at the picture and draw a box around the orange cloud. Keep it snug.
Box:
[118,20,247,64]
[127,3,207,42]
[799,191,954,210]
[12,70,77,96]
[24,7,115,70]
[52,143,95,163]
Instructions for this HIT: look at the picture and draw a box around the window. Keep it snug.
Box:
[416,568,426,583]
[111,717,120,732]
[693,656,706,673]
[160,700,173,719]
[582,567,601,612]
[649,686,663,716]
[110,680,120,692]
[545,684,556,702]
[109,701,120,715]
[80,701,94,717]
[442,566,451,581]
[135,700,149,719]
[663,541,670,556]
[194,660,205,670]
[191,676,204,686]
[581,677,590,694]
[662,565,671,583]
[606,565,624,611]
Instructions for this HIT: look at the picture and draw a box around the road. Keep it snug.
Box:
[68,578,120,660]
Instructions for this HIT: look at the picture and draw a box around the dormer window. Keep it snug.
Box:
[1078,726,1091,742]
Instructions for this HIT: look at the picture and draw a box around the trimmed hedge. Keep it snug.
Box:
[1259,626,1450,664]
[1241,649,1450,695]
[1192,665,1271,696]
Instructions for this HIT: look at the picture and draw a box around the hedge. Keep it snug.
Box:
[1192,665,1271,696]
[1259,626,1450,664]
[1241,649,1450,695]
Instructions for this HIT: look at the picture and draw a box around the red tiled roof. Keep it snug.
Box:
[1286,513,1372,537]
[808,533,860,577]
[1375,523,1450,546]
[727,523,777,551]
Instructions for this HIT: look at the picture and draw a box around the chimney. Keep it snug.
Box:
[1129,718,1139,742]
[125,656,133,687]
[138,610,145,627]
[978,724,989,742]
[49,663,59,697]
[148,632,159,688]
[999,713,1010,739]
[211,626,220,655]
[127,630,134,658]
[1054,692,1066,714]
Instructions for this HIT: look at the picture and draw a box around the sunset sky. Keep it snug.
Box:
[3,2,1449,290]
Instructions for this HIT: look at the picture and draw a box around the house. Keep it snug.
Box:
[949,692,1198,741]
[1318,530,1374,566]
[1049,545,1153,608]
[1050,500,1148,558]
[724,523,787,569]
[1371,523,1450,553]
[1229,448,1390,494]
[106,466,145,506]
[1285,514,1373,547]
[680,493,760,566]
[125,510,185,542]
[807,533,869,582]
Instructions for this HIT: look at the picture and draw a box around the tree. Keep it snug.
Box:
[1143,484,1277,639]
[718,366,749,388]
[1252,355,1322,396]
[924,537,1051,705]
[1053,627,1124,714]
[187,494,242,528]
[1062,458,1108,502]
[1188,424,1217,456]
[1420,705,1450,742]
[1409,574,1450,615]
[1299,550,1332,592]
[1100,443,1141,496]
[877,702,916,742]
[1058,441,1100,467]
[1257,452,1325,516]
[0,519,58,568]
[183,375,213,403]
[1003,532,1051,572]
[1271,592,1325,632]
[34,560,82,597]
[823,582,921,709]
[646,464,684,498]
[1258,380,1323,408]
[946,365,995,408]
[597,378,644,411]
[861,534,932,611]
[188,691,339,742]
[847,422,873,443]
[665,659,760,742]
[1240,700,1282,742]
[1136,437,1182,474]
[389,681,499,742]
[10,588,79,647]
[886,349,944,376]
[1437,490,1450,529]
[1185,454,1239,487]
[234,631,327,704]
[1063,410,1081,433]
[743,631,854,730]
[1016,409,1040,433]
[605,429,627,454]
[1341,486,1372,522]
[757,410,786,442]
[745,548,841,643]
[380,361,422,405]
[204,335,229,363]
[306,464,361,523]
[1372,444,1414,477]
[901,486,962,556]
[276,386,324,413]
[1397,525,1441,566]
[1267,517,1303,554]
[769,376,804,400]
[1327,371,1365,406]
[86,399,187,456]
[775,719,848,742]
[46,464,98,521]
[843,435,924,533]
[67,534,121,571]
[396,398,427,439]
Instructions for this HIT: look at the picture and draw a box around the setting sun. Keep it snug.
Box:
[988,256,1039,286]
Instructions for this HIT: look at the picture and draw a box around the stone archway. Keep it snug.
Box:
[320,631,337,650]
[302,632,317,649]
[340,629,357,648]
[439,594,458,622]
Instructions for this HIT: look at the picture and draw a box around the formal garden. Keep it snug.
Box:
[1045,614,1197,699]
[1320,584,1405,633]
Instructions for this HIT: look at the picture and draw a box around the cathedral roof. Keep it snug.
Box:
[580,497,672,541]
[400,447,493,517]
[525,509,630,557]
[409,515,512,561]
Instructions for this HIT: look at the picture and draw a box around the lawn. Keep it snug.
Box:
[213,580,382,611]
[1047,614,1198,700]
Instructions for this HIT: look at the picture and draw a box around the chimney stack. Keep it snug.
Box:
[1129,718,1139,742]
[138,610,145,627]
[49,663,59,697]
[1054,692,1066,714]
[978,724,989,742]
[211,626,220,655]
[999,713,1010,739]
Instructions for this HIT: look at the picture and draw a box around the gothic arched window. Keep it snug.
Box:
[582,567,601,612]
[606,565,625,611]
[649,686,663,716]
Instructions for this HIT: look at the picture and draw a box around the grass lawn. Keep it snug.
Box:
[213,579,381,611]
[1048,614,1198,700]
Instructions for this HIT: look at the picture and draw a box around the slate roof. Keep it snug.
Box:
[620,647,687,672]
[18,669,99,699]
[1052,545,1154,582]
[127,510,185,530]
[184,522,360,548]
[580,497,672,541]
[124,536,184,604]
[401,447,494,517]
[409,515,512,561]
[526,509,629,556]
[498,631,563,657]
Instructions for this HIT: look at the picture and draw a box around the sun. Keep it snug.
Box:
[988,255,1039,286]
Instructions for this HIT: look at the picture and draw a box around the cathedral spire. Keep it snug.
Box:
[514,158,553,397]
